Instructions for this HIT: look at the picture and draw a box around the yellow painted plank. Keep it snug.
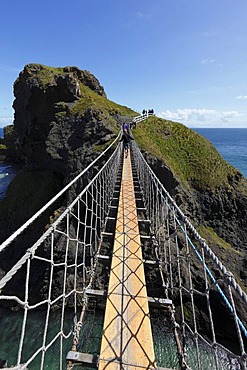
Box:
[98,151,156,370]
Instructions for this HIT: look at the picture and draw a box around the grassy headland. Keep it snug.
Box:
[133,116,238,190]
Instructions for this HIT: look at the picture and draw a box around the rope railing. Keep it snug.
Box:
[0,124,247,370]
[131,139,247,370]
[133,111,155,124]
[0,133,120,254]
[0,136,122,369]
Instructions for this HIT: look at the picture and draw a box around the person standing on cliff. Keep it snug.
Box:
[119,129,134,158]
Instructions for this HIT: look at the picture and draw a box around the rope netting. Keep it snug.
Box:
[0,135,121,369]
[0,127,247,370]
[131,140,247,370]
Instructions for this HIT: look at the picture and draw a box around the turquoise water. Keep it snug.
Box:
[0,163,19,200]
[0,127,19,200]
[0,306,104,370]
[0,307,241,370]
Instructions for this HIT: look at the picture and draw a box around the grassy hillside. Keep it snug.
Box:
[133,116,238,190]
[71,83,137,130]
[11,63,241,192]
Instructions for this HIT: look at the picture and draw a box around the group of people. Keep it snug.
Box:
[142,109,154,116]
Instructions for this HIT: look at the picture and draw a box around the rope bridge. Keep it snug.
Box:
[0,126,246,370]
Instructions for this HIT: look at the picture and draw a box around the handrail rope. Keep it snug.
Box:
[0,133,120,253]
[147,170,247,339]
[132,141,247,370]
[132,141,247,306]
[132,141,247,338]
[0,142,122,291]
[1,138,122,369]
[68,143,122,357]
[147,159,247,339]
[172,209,247,339]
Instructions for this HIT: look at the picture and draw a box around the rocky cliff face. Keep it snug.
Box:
[13,64,108,172]
[1,64,247,345]
[145,153,247,285]
[0,63,135,245]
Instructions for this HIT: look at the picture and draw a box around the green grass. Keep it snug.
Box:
[70,84,137,135]
[3,125,14,136]
[197,225,243,256]
[17,64,137,137]
[24,64,64,88]
[134,117,237,189]
[20,64,137,119]
[71,84,137,117]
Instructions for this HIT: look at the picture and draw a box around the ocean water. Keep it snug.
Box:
[0,306,241,370]
[193,128,247,178]
[0,127,19,200]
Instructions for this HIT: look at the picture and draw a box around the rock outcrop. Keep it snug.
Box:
[13,64,107,171]
[1,63,247,348]
[143,150,247,291]
[0,63,136,246]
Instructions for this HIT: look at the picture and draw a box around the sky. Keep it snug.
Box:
[1,0,247,128]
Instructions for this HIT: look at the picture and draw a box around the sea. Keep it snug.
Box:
[0,127,246,369]
[0,128,21,201]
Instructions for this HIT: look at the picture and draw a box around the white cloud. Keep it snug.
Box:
[157,108,242,127]
[136,11,145,18]
[134,11,151,20]
[202,30,219,38]
[236,95,247,100]
[201,58,216,65]
[0,116,14,127]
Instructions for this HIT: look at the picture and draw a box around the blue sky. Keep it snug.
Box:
[1,0,247,128]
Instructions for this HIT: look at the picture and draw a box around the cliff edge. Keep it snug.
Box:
[1,64,247,341]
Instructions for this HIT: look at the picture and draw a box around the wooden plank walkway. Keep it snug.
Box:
[98,150,156,370]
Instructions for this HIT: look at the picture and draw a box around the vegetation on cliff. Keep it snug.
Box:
[0,64,138,243]
[71,84,136,130]
[133,116,241,190]
[6,63,242,194]
[1,64,247,346]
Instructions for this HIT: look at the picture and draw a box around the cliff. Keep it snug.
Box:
[0,64,247,340]
[134,118,247,291]
[0,63,136,244]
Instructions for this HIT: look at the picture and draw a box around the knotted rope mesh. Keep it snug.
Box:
[0,136,121,369]
[0,132,247,370]
[131,140,247,370]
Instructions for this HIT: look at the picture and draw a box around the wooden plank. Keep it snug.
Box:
[85,288,172,307]
[98,151,156,369]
